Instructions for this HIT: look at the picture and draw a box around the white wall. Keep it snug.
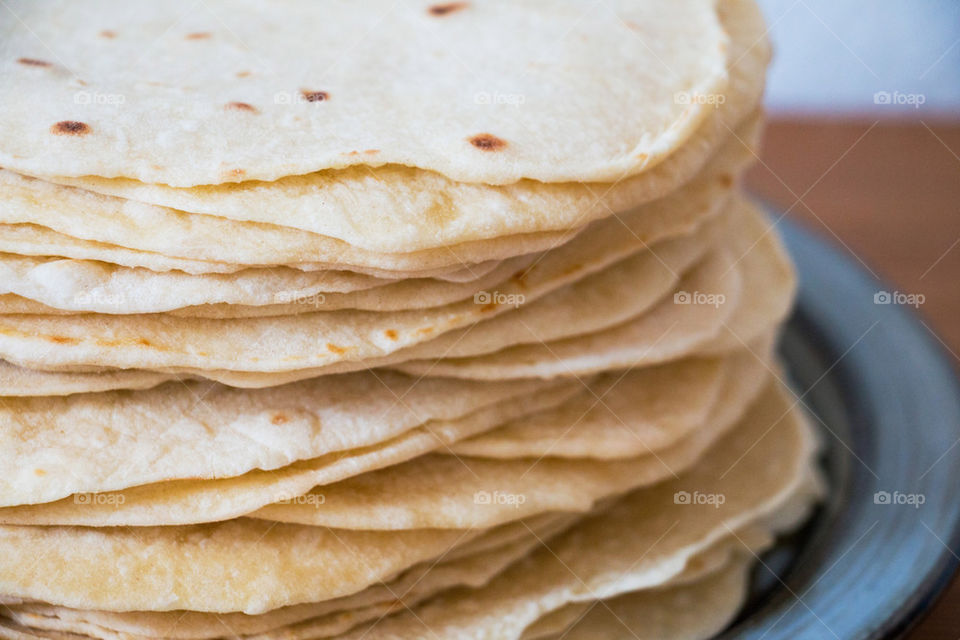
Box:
[757,0,960,116]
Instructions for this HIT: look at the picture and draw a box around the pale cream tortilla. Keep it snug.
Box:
[0,372,575,508]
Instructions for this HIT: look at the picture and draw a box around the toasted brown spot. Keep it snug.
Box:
[326,343,347,355]
[236,70,252,78]
[384,329,398,340]
[226,101,258,113]
[429,2,468,16]
[364,149,379,155]
[137,338,153,347]
[468,133,506,151]
[301,90,329,103]
[17,57,51,67]
[34,469,46,477]
[719,174,733,187]
[271,413,289,425]
[51,121,91,136]
[416,326,436,336]
[510,269,530,287]
[48,335,79,344]
[186,32,211,40]
[635,152,649,163]
[100,30,116,39]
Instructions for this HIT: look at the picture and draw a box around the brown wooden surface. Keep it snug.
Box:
[746,118,960,639]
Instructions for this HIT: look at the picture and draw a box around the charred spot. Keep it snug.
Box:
[384,329,398,341]
[301,90,329,103]
[468,133,507,151]
[271,413,289,425]
[185,32,211,40]
[226,101,258,113]
[17,57,51,67]
[99,30,116,39]
[429,2,468,16]
[51,121,91,136]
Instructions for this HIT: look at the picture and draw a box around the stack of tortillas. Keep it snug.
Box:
[0,0,823,638]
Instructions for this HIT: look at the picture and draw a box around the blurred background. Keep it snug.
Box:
[749,1,959,636]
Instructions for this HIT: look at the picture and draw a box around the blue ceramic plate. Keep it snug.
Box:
[718,216,960,639]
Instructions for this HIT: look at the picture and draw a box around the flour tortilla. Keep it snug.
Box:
[0,125,753,273]
[0,372,575,508]
[529,557,753,640]
[451,344,771,459]
[0,382,580,526]
[0,202,720,373]
[0,381,819,617]
[0,151,738,315]
[330,383,821,639]
[2,513,579,640]
[0,0,735,188]
[5,0,769,258]
[394,197,789,380]
[0,252,537,315]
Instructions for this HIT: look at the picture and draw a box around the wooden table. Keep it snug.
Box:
[747,118,960,639]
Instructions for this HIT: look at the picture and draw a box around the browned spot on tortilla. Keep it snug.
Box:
[364,149,379,155]
[34,469,46,477]
[51,121,91,136]
[326,343,347,355]
[236,70,252,78]
[562,262,583,276]
[271,413,289,425]
[99,30,116,39]
[719,174,733,187]
[384,329,398,340]
[137,338,153,347]
[510,269,530,287]
[635,152,649,163]
[17,57,51,67]
[416,326,435,336]
[345,150,361,156]
[48,335,79,344]
[186,32,211,40]
[222,168,246,180]
[469,133,507,151]
[301,90,329,103]
[429,2,468,16]
[480,302,498,313]
[226,101,259,113]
